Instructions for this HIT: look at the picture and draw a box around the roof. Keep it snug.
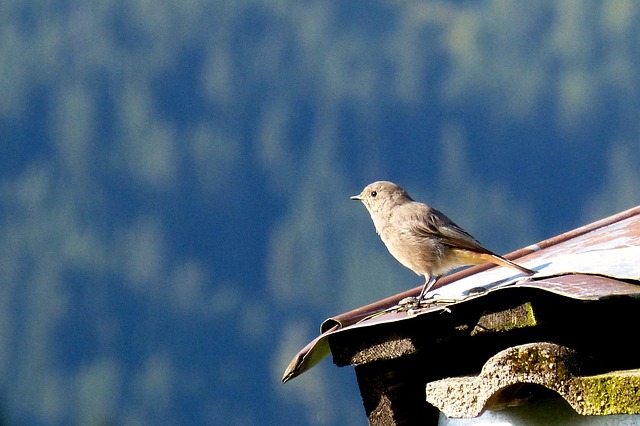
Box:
[282,205,640,384]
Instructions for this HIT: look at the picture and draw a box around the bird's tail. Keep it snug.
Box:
[484,253,535,276]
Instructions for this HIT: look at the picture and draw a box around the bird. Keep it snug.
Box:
[351,181,535,302]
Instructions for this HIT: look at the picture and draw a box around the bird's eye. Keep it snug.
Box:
[370,191,377,197]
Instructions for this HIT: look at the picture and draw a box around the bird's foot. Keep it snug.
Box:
[398,296,419,307]
[398,294,435,309]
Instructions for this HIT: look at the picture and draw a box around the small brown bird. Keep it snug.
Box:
[351,181,535,301]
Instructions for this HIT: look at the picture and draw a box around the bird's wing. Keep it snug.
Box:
[408,206,494,255]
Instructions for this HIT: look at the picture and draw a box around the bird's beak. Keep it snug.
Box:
[350,195,362,201]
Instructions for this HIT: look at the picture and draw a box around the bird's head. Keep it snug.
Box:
[350,181,413,215]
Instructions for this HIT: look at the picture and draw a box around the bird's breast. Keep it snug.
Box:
[378,224,446,276]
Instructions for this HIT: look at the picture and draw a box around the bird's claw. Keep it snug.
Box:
[398,296,419,306]
[398,294,436,310]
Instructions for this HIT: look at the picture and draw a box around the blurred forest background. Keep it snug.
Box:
[1,1,640,425]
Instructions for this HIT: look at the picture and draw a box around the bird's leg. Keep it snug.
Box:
[417,274,438,303]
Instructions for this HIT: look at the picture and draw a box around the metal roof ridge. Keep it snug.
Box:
[323,204,640,332]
